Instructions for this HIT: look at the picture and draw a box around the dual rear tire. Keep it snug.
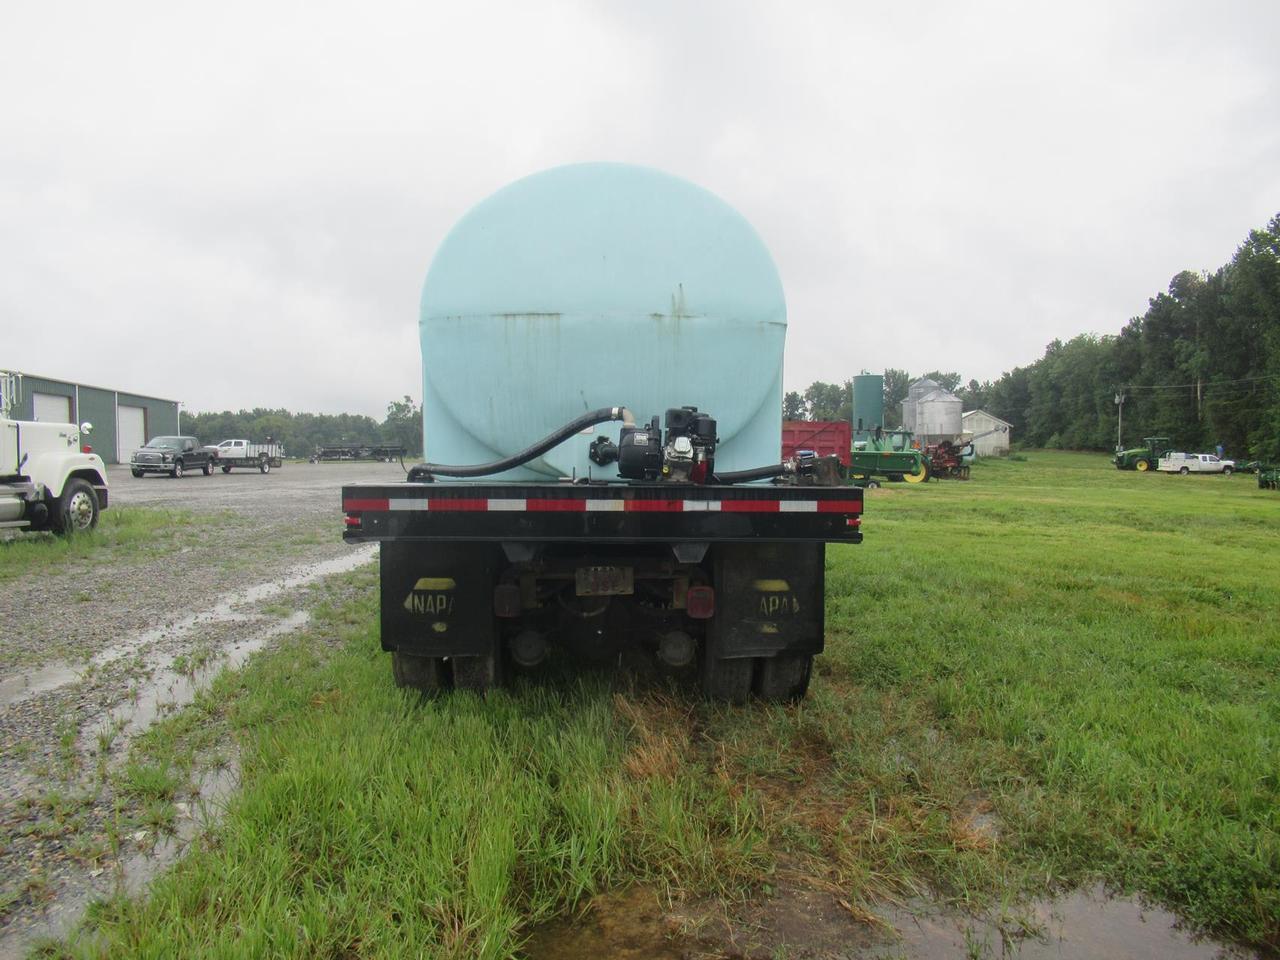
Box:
[697,651,813,704]
[392,652,496,696]
[393,648,812,704]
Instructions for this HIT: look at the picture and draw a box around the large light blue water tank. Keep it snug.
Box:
[420,163,786,481]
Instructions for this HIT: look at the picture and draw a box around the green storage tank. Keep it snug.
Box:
[852,374,884,439]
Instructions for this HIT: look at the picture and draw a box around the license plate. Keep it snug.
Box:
[575,566,634,596]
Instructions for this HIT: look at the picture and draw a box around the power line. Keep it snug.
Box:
[1121,373,1280,391]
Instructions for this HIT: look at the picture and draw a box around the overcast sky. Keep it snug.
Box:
[3,1,1277,417]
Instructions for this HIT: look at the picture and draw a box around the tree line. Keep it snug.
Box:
[182,396,423,458]
[785,214,1280,460]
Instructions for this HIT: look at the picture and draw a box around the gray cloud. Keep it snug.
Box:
[3,0,1277,415]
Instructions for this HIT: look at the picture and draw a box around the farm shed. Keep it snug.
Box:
[962,409,1012,456]
[3,371,179,464]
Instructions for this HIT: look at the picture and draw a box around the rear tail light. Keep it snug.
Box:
[81,444,93,453]
[344,514,361,528]
[686,585,715,619]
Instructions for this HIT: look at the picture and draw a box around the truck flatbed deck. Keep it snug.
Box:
[342,482,862,543]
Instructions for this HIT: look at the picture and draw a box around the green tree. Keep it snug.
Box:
[882,369,911,428]
[381,396,423,456]
[782,391,806,420]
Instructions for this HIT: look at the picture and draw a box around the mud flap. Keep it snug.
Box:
[380,541,499,657]
[706,542,825,659]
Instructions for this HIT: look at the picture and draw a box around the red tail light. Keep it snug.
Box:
[81,444,93,453]
[686,585,715,619]
[344,514,361,528]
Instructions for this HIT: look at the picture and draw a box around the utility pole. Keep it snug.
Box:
[1114,391,1126,452]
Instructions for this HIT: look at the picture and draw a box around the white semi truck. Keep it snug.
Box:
[1,417,109,533]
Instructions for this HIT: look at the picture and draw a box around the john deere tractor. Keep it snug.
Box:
[1114,437,1173,472]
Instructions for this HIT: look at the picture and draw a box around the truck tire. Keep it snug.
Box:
[451,655,495,693]
[1223,466,1233,476]
[259,457,271,474]
[203,460,213,476]
[756,653,812,703]
[1180,466,1189,475]
[392,651,445,694]
[172,460,184,479]
[131,468,143,478]
[701,655,753,704]
[51,478,99,534]
[222,464,232,473]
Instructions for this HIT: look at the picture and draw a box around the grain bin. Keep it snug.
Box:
[419,163,786,480]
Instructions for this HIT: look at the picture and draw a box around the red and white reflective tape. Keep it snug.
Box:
[343,497,861,515]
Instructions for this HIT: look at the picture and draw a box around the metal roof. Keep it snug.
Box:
[962,408,1013,427]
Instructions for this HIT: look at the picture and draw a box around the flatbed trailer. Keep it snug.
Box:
[311,444,406,463]
[342,479,862,702]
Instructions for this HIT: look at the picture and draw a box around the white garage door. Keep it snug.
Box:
[117,405,147,462]
[33,392,72,423]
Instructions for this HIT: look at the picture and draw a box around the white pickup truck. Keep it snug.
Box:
[209,439,284,474]
[1,417,109,533]
[1157,452,1236,475]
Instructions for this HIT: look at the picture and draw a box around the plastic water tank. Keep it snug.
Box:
[419,163,786,480]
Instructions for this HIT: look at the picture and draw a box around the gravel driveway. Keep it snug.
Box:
[0,461,402,954]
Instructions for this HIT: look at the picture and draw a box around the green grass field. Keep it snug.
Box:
[47,452,1280,957]
[0,507,212,583]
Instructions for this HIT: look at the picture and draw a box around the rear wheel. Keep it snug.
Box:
[904,463,929,483]
[51,479,99,534]
[756,653,812,702]
[450,655,496,693]
[701,654,754,704]
[259,457,271,474]
[392,651,445,694]
[1180,466,1189,475]
[222,464,232,473]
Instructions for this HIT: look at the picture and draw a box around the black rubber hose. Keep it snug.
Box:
[409,407,633,480]
[711,463,792,484]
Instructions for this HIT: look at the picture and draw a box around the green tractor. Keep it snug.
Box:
[1114,436,1173,472]
[849,428,930,486]
[1258,464,1279,491]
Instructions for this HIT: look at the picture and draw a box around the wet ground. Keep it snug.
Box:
[0,462,394,956]
[0,464,1269,958]
[522,881,1258,960]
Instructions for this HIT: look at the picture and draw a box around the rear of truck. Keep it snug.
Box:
[344,460,861,702]
[344,162,864,701]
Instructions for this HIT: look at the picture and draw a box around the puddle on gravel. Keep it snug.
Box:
[0,545,375,709]
[0,764,240,959]
[81,610,310,748]
[521,884,1257,960]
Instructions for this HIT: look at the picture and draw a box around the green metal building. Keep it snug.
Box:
[4,371,179,464]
